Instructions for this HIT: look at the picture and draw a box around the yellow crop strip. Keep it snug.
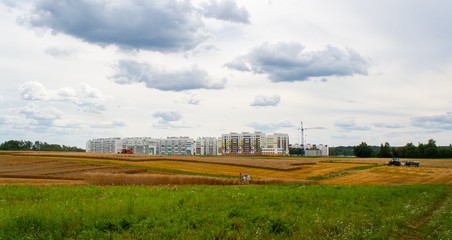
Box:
[321,166,452,185]
[92,159,366,179]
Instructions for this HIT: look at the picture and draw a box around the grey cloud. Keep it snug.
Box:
[411,112,452,130]
[18,81,107,113]
[25,0,207,52]
[111,60,225,91]
[226,42,368,82]
[247,121,294,132]
[153,111,182,122]
[335,119,371,131]
[45,47,73,57]
[201,0,250,24]
[373,123,404,129]
[250,94,280,107]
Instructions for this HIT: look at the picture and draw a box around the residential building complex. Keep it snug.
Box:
[87,132,298,156]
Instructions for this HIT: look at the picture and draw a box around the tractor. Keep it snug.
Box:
[386,158,402,166]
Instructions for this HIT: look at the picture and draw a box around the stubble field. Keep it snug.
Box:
[0,151,451,186]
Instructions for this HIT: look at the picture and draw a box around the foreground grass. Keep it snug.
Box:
[0,184,450,239]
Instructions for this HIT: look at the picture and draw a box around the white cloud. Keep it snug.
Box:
[19,81,50,101]
[226,42,368,82]
[247,121,294,132]
[90,120,126,129]
[110,60,226,91]
[17,102,62,126]
[0,95,3,104]
[18,81,108,113]
[250,94,280,107]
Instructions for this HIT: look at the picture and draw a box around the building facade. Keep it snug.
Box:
[195,137,218,155]
[87,131,296,156]
[121,137,159,155]
[219,132,266,156]
[86,137,122,153]
[159,137,194,155]
[261,133,289,156]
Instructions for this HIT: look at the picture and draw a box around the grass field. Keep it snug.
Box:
[0,184,450,239]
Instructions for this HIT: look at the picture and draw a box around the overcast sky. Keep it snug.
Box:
[1,0,451,148]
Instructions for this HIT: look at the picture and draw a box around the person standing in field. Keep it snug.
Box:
[247,174,250,183]
[239,173,242,182]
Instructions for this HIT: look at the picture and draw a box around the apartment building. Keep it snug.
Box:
[218,132,266,156]
[261,133,289,156]
[86,137,122,153]
[159,137,194,155]
[195,137,218,155]
[121,137,159,155]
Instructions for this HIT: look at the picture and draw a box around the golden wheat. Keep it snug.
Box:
[83,172,317,186]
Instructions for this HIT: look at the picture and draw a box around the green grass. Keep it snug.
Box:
[0,184,450,239]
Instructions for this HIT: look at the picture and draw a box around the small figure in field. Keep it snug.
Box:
[244,174,248,184]
[239,173,242,182]
[246,174,251,183]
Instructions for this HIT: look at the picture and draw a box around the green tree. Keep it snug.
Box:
[422,139,439,158]
[377,142,392,158]
[353,142,375,158]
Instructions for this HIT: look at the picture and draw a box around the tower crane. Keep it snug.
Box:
[300,121,324,156]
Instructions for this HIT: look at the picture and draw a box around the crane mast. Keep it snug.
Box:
[300,121,323,156]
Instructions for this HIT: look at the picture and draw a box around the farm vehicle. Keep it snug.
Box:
[386,158,420,167]
[120,149,133,154]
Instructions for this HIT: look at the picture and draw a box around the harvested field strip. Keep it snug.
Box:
[321,166,452,185]
[84,173,317,186]
[0,178,86,186]
[39,166,147,176]
[0,174,83,180]
[7,152,318,170]
[308,164,380,180]
[91,160,368,179]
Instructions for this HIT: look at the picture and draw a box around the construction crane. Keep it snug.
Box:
[300,121,324,156]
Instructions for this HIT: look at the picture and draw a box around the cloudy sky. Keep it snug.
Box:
[1,0,451,148]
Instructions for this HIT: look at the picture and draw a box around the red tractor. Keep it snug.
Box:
[121,149,133,154]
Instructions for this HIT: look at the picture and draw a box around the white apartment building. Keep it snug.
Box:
[86,137,122,153]
[261,133,289,156]
[121,137,159,155]
[159,137,195,155]
[195,137,218,155]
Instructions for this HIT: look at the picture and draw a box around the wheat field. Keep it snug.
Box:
[1,151,451,186]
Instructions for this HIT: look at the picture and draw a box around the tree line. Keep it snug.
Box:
[0,140,85,152]
[353,139,452,158]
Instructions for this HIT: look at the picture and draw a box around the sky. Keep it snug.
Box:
[0,0,451,148]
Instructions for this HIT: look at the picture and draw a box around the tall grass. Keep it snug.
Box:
[0,184,449,239]
[83,173,317,186]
